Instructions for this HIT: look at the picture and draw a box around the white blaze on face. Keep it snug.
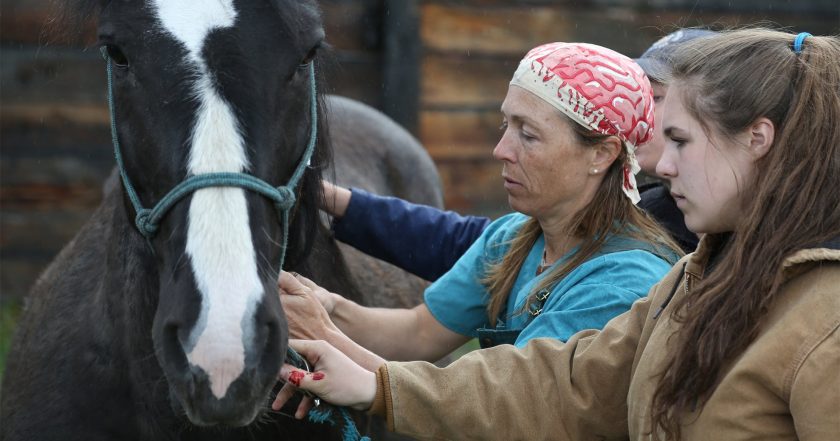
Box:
[152,0,263,400]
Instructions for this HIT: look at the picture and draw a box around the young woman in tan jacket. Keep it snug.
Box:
[275,29,840,441]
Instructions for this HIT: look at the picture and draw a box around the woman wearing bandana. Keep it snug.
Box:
[279,29,840,440]
[278,43,681,375]
[309,29,711,290]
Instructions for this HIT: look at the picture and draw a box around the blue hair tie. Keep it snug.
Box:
[793,32,812,54]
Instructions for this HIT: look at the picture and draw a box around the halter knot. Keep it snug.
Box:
[135,209,157,237]
[275,186,297,211]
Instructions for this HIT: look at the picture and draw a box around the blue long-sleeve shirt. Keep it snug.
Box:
[332,188,489,281]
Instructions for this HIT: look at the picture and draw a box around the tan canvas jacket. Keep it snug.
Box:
[370,236,840,440]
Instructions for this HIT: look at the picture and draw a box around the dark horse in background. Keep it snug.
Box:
[1,0,441,440]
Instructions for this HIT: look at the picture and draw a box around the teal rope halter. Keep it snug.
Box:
[101,46,317,271]
[101,48,369,441]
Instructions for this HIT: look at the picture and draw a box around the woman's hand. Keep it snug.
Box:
[273,339,378,418]
[279,271,337,314]
[321,180,352,218]
[278,271,389,372]
[278,272,339,340]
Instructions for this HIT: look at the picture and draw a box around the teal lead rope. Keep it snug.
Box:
[101,48,369,441]
[307,406,372,441]
[285,348,371,441]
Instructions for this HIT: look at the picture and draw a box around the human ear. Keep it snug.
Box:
[748,117,775,159]
[591,136,622,173]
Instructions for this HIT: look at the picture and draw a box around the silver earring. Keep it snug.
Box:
[592,168,599,174]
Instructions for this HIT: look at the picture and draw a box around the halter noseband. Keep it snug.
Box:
[101,47,318,270]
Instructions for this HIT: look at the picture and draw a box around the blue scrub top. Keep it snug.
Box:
[424,212,673,347]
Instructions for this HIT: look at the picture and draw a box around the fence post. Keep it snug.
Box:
[381,0,420,134]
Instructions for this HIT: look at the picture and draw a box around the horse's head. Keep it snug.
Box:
[92,0,325,426]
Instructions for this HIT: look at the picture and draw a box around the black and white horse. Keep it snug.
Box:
[1,1,440,439]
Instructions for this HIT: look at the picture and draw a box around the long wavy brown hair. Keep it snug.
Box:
[650,30,840,440]
[482,118,682,326]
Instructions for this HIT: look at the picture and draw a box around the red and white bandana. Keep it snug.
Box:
[510,42,654,204]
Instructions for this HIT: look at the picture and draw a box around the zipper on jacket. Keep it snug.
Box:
[653,263,687,320]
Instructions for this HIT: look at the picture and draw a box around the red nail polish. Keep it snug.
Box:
[288,370,305,387]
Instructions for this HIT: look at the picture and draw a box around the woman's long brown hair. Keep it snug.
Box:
[650,30,840,440]
[482,119,682,326]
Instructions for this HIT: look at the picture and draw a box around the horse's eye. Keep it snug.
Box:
[104,44,130,68]
[299,46,318,67]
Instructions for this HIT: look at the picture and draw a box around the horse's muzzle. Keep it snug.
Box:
[169,365,274,427]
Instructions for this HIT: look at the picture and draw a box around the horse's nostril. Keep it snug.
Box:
[255,316,285,372]
[160,322,190,373]
[268,324,281,350]
[187,370,197,396]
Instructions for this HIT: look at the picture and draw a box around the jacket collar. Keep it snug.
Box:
[780,238,840,279]
[684,234,721,280]
[684,234,840,281]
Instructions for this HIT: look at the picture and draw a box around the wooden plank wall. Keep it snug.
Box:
[1,0,839,303]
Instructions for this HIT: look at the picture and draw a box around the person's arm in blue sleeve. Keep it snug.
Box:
[321,182,490,281]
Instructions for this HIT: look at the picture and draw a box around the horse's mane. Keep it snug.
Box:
[283,72,332,272]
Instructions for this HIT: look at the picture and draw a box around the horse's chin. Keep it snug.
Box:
[166,374,271,428]
[169,391,265,428]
